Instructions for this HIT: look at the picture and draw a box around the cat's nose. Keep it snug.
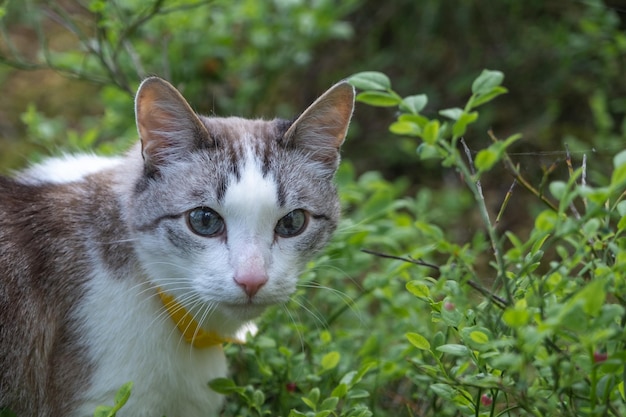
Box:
[234,273,268,298]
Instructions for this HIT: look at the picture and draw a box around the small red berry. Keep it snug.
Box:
[285,382,297,393]
[444,301,455,311]
[593,351,608,363]
[481,394,493,407]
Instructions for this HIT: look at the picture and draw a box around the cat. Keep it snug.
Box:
[0,76,354,417]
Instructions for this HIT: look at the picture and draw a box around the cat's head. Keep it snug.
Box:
[128,77,354,334]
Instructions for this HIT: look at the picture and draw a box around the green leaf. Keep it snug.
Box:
[399,113,429,128]
[321,351,341,370]
[346,389,370,399]
[534,210,558,232]
[618,215,626,231]
[439,107,464,121]
[503,307,530,328]
[613,149,626,168]
[113,382,133,406]
[416,143,441,160]
[421,120,440,145]
[400,94,428,114]
[303,387,320,410]
[406,281,431,299]
[574,279,606,316]
[252,389,265,407]
[93,405,114,417]
[406,332,431,350]
[356,91,401,107]
[301,396,317,410]
[549,181,567,200]
[474,148,499,172]
[208,378,244,394]
[472,69,504,95]
[436,344,470,356]
[320,397,339,411]
[348,71,391,91]
[469,331,489,344]
[331,383,348,398]
[430,383,456,400]
[611,163,626,187]
[469,86,508,108]
[389,120,420,136]
[579,185,611,205]
[452,111,478,138]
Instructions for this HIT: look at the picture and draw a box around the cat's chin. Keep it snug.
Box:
[219,301,274,321]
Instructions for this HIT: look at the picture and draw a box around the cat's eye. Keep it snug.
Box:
[275,209,309,238]
[187,207,225,237]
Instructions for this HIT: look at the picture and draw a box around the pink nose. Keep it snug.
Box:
[234,273,268,298]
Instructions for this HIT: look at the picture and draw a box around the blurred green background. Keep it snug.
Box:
[1,0,625,183]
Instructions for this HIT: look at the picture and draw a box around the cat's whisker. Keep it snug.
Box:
[298,282,364,325]
[280,304,307,358]
[93,237,141,245]
[288,295,328,331]
[141,283,200,342]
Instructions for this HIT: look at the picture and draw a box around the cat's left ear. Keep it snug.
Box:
[282,81,354,173]
[135,77,214,175]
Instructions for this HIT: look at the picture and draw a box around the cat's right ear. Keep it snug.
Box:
[135,77,214,175]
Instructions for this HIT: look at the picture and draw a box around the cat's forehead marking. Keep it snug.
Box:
[221,135,280,222]
[203,117,288,205]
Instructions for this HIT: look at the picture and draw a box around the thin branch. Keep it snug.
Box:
[489,130,559,212]
[495,180,516,227]
[361,249,440,270]
[581,153,588,211]
[565,144,581,220]
[361,249,509,309]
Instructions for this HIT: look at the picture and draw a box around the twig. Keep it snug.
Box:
[538,159,560,199]
[361,249,440,270]
[460,137,485,202]
[361,249,509,309]
[565,144,581,220]
[488,130,559,212]
[581,153,588,211]
[495,180,516,227]
[460,134,512,303]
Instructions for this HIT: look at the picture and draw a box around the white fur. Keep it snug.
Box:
[75,268,227,417]
[18,154,123,184]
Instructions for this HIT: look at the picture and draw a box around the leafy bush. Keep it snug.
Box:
[2,2,626,417]
[211,70,626,417]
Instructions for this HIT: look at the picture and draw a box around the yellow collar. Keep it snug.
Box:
[157,289,241,348]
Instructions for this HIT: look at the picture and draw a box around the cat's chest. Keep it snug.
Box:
[74,270,227,417]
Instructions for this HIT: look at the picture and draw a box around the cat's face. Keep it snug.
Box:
[127,78,354,332]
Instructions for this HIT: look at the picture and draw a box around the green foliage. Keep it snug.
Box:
[2,2,626,417]
[218,70,626,416]
[0,0,360,165]
[0,0,358,112]
[339,70,626,416]
[93,382,133,417]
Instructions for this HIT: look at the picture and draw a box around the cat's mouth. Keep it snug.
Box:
[218,301,272,322]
